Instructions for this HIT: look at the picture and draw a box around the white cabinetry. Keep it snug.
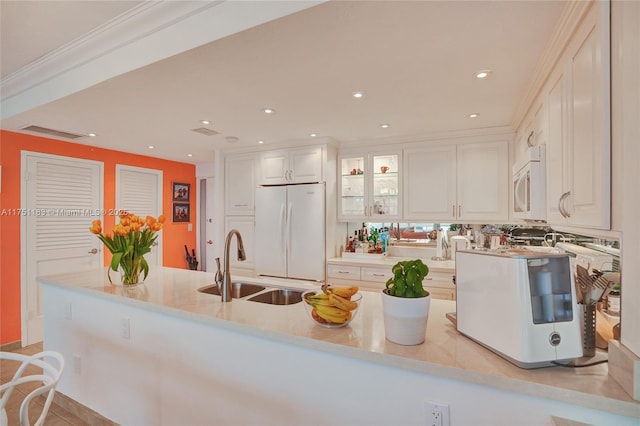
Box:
[225,153,257,215]
[338,151,402,221]
[326,261,455,300]
[546,2,610,229]
[259,146,322,185]
[404,141,509,222]
[224,216,255,274]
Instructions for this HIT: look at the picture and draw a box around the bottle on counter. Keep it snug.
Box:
[607,285,621,316]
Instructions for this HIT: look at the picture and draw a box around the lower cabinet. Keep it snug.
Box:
[327,262,455,300]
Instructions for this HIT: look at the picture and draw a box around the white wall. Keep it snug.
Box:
[43,284,638,426]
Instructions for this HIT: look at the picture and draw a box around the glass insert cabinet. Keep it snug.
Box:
[338,152,401,221]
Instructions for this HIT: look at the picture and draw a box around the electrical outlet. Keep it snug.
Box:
[73,354,81,375]
[426,401,450,426]
[120,316,131,340]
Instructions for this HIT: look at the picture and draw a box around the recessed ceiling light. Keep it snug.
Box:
[148,145,155,149]
[352,91,364,99]
[225,136,239,143]
[200,120,210,125]
[475,70,492,79]
[263,108,275,114]
[310,133,317,137]
[257,140,264,144]
[380,124,390,128]
[187,153,193,157]
[87,133,97,137]
[468,113,479,118]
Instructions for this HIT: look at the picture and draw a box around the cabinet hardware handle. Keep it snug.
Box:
[338,271,350,274]
[458,205,461,217]
[558,191,571,218]
[452,205,455,217]
[88,248,98,254]
[372,273,385,276]
[527,130,535,147]
[207,240,213,245]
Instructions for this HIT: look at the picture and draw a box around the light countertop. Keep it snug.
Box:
[328,254,456,272]
[38,266,639,419]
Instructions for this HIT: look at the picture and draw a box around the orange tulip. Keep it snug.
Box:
[150,222,162,232]
[89,220,102,234]
[130,222,142,232]
[145,215,156,227]
[158,215,166,224]
[113,224,130,236]
[104,232,113,240]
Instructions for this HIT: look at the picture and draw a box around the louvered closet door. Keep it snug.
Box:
[23,153,103,345]
[115,165,163,266]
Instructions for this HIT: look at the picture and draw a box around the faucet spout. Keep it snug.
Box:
[220,229,246,302]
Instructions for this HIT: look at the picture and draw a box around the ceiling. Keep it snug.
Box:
[0,0,567,165]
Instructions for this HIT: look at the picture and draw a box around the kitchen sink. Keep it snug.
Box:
[247,289,304,305]
[197,282,266,298]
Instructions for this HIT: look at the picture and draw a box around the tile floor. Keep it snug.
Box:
[1,342,91,425]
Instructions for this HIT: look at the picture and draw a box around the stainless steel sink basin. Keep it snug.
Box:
[197,282,266,298]
[247,289,304,305]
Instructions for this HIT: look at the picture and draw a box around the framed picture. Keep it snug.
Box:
[173,203,190,223]
[172,182,190,201]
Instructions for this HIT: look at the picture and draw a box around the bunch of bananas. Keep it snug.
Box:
[304,285,360,325]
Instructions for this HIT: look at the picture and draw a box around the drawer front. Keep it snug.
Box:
[327,264,361,280]
[361,266,393,283]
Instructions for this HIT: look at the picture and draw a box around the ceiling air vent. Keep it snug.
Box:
[20,125,87,140]
[191,127,219,136]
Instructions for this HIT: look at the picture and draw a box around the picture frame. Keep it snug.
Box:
[172,203,190,223]
[172,182,190,202]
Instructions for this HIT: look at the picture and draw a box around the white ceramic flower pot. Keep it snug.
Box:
[381,289,431,345]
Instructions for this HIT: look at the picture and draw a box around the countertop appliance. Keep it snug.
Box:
[554,242,614,275]
[255,183,325,282]
[512,145,546,221]
[456,249,582,368]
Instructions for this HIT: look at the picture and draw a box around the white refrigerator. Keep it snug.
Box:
[255,183,325,282]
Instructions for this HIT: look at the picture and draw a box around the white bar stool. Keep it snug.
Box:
[0,351,65,426]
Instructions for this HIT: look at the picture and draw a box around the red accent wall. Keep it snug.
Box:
[0,130,197,345]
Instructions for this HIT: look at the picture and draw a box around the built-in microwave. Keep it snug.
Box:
[513,145,546,221]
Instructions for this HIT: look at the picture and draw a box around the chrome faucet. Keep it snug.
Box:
[215,229,246,302]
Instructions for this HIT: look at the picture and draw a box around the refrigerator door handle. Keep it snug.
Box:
[280,203,286,258]
[286,202,293,259]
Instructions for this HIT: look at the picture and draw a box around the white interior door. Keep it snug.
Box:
[115,165,163,265]
[203,177,216,271]
[22,152,103,345]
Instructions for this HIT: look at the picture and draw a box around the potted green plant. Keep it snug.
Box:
[382,259,432,345]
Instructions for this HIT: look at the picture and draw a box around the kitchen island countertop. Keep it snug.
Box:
[38,266,639,420]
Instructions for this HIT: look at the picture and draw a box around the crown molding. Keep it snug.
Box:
[0,0,325,120]
[510,0,595,131]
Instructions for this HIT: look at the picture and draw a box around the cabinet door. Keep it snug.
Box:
[403,145,456,221]
[225,153,256,215]
[260,150,288,185]
[338,155,367,220]
[370,153,401,220]
[457,141,509,221]
[224,216,255,273]
[566,3,610,229]
[289,146,322,183]
[546,65,569,225]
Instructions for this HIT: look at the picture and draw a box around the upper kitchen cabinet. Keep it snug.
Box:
[338,151,402,221]
[225,152,257,215]
[546,1,610,229]
[403,145,457,220]
[259,146,323,185]
[404,141,509,222]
